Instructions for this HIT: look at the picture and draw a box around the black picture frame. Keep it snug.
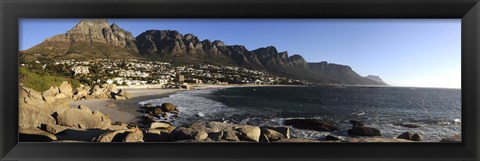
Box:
[1,0,479,160]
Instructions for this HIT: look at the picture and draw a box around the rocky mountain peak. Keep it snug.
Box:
[227,45,249,52]
[279,51,289,59]
[264,46,278,52]
[252,46,279,58]
[24,19,139,59]
[213,40,225,47]
[184,33,199,41]
[65,19,137,50]
[110,23,122,30]
[289,54,305,60]
[79,19,109,24]
[73,19,110,30]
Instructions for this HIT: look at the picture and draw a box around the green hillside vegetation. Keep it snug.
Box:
[19,67,80,92]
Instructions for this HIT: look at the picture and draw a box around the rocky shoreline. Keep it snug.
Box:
[19,82,462,143]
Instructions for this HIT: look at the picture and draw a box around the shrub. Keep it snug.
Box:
[19,67,80,92]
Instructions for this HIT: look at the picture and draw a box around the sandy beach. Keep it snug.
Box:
[70,88,184,123]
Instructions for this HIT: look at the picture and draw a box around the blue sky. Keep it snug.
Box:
[19,19,461,88]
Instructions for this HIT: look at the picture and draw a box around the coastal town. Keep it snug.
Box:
[20,58,311,88]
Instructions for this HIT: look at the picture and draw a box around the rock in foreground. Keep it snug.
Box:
[347,121,381,136]
[94,128,143,142]
[19,104,56,128]
[397,132,423,141]
[440,134,462,143]
[56,108,104,129]
[237,126,261,142]
[19,127,58,142]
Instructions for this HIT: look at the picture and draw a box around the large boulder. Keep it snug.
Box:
[208,131,224,141]
[117,89,132,99]
[236,126,261,142]
[94,128,142,142]
[19,104,56,128]
[147,128,169,134]
[92,110,111,123]
[170,127,197,141]
[91,85,104,96]
[54,93,67,99]
[75,88,89,97]
[95,93,110,99]
[20,86,44,105]
[56,108,103,129]
[284,119,338,132]
[77,104,92,113]
[348,126,381,136]
[153,107,164,115]
[264,126,290,139]
[165,126,177,133]
[105,84,117,93]
[194,131,209,141]
[83,95,96,100]
[161,103,176,112]
[46,98,71,114]
[222,130,240,141]
[397,132,423,141]
[261,128,286,142]
[19,86,29,101]
[58,81,73,97]
[144,130,170,142]
[440,134,462,142]
[40,123,67,134]
[42,87,58,103]
[150,122,171,129]
[123,129,144,142]
[189,121,243,133]
[19,127,57,142]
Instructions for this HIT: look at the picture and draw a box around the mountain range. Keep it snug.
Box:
[20,19,386,85]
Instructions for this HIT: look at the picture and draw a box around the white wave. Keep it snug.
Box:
[139,89,241,126]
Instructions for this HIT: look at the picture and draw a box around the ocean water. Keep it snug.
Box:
[139,86,461,142]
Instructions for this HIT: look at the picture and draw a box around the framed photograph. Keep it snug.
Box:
[1,0,479,160]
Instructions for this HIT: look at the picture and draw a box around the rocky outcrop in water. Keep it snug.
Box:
[347,120,381,136]
[397,132,423,141]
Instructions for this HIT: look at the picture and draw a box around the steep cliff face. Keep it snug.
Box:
[135,30,385,85]
[226,45,265,70]
[135,30,237,66]
[307,62,382,85]
[22,19,139,60]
